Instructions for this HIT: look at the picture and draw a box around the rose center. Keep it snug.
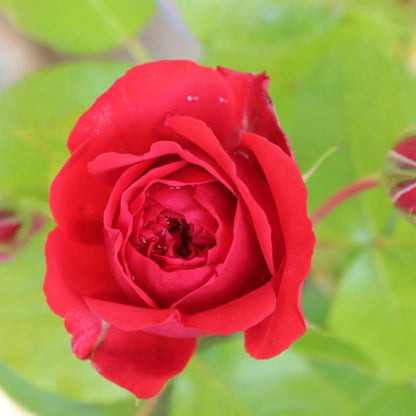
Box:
[165,216,192,258]
[129,181,219,268]
[135,209,215,263]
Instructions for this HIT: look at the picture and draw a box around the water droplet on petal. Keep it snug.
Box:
[219,97,228,104]
[233,146,256,165]
[186,95,199,102]
[139,237,147,244]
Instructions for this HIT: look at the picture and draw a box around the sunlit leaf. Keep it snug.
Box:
[0,60,129,202]
[329,247,416,382]
[2,0,155,55]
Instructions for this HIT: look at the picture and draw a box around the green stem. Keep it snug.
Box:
[312,175,380,224]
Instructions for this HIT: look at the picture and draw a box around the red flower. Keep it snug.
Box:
[44,60,315,398]
[383,134,416,224]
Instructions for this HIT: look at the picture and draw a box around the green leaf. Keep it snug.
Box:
[0,224,130,403]
[362,383,416,416]
[171,336,358,416]
[177,0,343,70]
[328,247,416,382]
[311,361,416,416]
[3,0,155,55]
[171,336,416,416]
[0,60,129,202]
[293,327,375,371]
[0,362,137,416]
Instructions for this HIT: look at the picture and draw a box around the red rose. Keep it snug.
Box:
[44,60,315,398]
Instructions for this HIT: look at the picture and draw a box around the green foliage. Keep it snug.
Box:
[0,363,136,416]
[329,247,416,381]
[171,335,416,416]
[2,0,155,54]
[0,60,129,204]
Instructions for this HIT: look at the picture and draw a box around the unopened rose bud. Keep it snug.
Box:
[0,210,45,261]
[382,133,416,224]
[0,211,21,261]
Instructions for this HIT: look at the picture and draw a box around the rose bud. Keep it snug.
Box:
[0,210,45,261]
[382,133,416,224]
[44,60,315,398]
[0,210,21,261]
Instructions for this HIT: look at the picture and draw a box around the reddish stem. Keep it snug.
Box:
[312,176,380,224]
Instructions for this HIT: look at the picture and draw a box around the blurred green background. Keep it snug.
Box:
[0,0,415,415]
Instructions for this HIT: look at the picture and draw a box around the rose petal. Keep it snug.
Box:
[165,115,277,275]
[68,61,237,153]
[218,66,292,155]
[45,228,123,302]
[50,128,122,244]
[44,230,105,359]
[192,182,236,264]
[85,298,204,338]
[88,152,156,185]
[241,132,315,358]
[174,200,269,313]
[126,242,215,307]
[91,328,197,399]
[85,297,176,331]
[180,281,275,335]
[64,305,103,360]
[106,159,188,234]
[104,227,158,307]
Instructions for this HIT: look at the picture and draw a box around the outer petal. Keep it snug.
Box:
[85,297,176,331]
[180,282,275,335]
[91,328,197,399]
[68,60,238,153]
[44,230,105,360]
[85,298,203,338]
[50,127,122,243]
[217,66,292,155]
[45,228,123,301]
[242,132,315,359]
[85,282,275,337]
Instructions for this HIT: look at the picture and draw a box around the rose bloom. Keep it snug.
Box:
[44,60,315,398]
